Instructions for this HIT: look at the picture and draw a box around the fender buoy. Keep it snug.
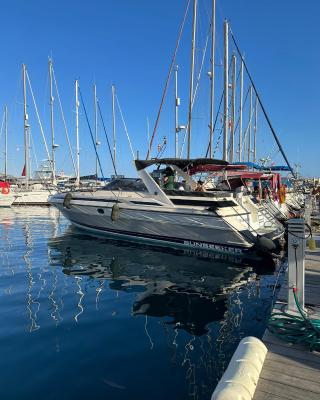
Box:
[111,203,120,221]
[63,192,72,209]
[254,235,277,253]
[1,186,10,195]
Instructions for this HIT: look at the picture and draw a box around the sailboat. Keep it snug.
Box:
[0,106,16,207]
[13,63,56,206]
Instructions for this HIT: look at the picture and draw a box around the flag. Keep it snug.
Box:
[21,165,26,176]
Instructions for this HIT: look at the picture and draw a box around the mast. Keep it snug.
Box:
[230,54,236,163]
[209,0,216,158]
[238,59,244,162]
[4,106,8,179]
[112,84,116,173]
[93,84,99,179]
[174,66,180,158]
[248,85,253,162]
[75,79,80,187]
[223,20,229,161]
[254,95,258,163]
[23,64,29,189]
[49,59,56,185]
[187,0,197,159]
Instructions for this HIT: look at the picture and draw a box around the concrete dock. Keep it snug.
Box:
[253,249,320,400]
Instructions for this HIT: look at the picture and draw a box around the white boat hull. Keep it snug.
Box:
[50,193,283,256]
[13,190,55,206]
[0,193,15,207]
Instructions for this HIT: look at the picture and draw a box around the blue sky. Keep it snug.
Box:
[0,0,319,178]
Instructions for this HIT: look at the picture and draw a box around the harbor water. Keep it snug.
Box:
[0,207,282,400]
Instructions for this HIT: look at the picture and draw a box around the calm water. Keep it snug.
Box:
[0,207,281,400]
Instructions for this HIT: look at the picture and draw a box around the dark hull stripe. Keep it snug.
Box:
[53,200,249,218]
[68,218,252,254]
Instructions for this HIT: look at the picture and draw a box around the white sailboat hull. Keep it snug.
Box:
[13,190,55,206]
[0,193,15,207]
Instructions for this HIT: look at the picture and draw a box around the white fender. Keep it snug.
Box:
[211,336,267,400]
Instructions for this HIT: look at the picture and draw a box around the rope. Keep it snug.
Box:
[147,0,191,159]
[268,288,320,351]
[25,70,51,163]
[52,67,77,176]
[229,27,296,177]
[97,100,118,176]
[78,87,105,179]
[179,22,211,158]
[115,94,135,160]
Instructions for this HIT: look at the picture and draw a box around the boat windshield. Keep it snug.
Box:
[104,178,148,192]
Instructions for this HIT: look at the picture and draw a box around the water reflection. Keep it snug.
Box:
[0,208,279,400]
[48,230,254,335]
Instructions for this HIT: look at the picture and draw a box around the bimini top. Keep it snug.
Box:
[135,158,228,171]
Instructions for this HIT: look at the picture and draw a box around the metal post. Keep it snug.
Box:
[187,0,197,159]
[287,218,306,312]
[223,20,229,162]
[4,106,8,179]
[230,54,236,163]
[248,86,253,162]
[23,64,29,189]
[209,0,216,158]
[254,95,258,163]
[93,83,99,179]
[239,59,243,162]
[49,59,56,185]
[75,79,80,187]
[174,66,180,158]
[112,84,117,172]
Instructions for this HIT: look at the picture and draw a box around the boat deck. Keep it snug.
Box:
[253,249,320,400]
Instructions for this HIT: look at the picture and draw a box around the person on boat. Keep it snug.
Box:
[252,185,260,199]
[195,180,205,192]
[163,167,175,190]
[279,184,286,204]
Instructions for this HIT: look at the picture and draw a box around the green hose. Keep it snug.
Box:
[268,288,320,351]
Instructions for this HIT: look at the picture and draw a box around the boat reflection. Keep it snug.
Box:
[48,229,257,335]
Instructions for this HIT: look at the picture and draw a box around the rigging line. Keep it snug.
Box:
[115,94,135,160]
[25,70,51,163]
[146,0,191,159]
[203,56,234,158]
[179,22,212,158]
[205,91,223,157]
[0,111,5,141]
[97,100,118,176]
[29,130,39,170]
[78,87,105,179]
[52,67,77,176]
[229,27,295,177]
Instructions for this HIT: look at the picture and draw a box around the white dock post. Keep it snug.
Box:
[287,218,305,312]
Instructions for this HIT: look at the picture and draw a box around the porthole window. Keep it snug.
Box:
[97,208,105,214]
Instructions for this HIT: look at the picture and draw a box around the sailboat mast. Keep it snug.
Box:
[93,84,98,179]
[23,64,29,189]
[230,54,236,163]
[209,0,216,158]
[75,79,80,186]
[112,84,116,173]
[49,59,56,184]
[223,20,229,161]
[174,65,179,158]
[254,95,258,163]
[239,59,244,162]
[187,0,197,159]
[4,106,8,179]
[248,85,253,162]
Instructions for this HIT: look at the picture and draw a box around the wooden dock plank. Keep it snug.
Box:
[254,378,320,400]
[253,243,320,400]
